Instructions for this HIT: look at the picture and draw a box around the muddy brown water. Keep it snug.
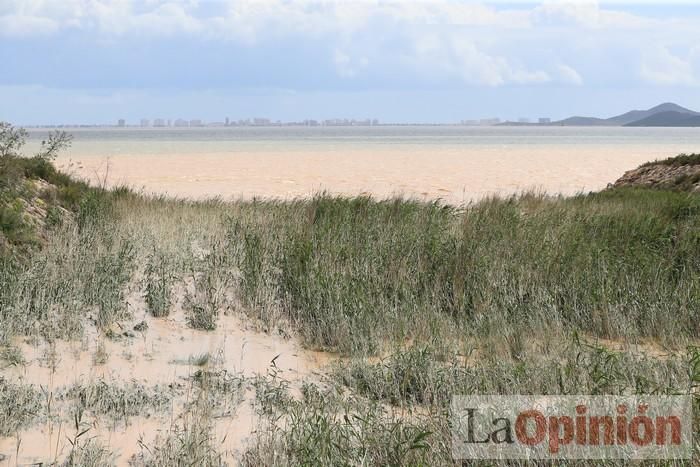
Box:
[0,301,333,465]
[57,145,676,205]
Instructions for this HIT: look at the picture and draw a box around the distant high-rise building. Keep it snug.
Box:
[225,117,230,126]
[154,118,166,127]
[479,118,501,126]
[140,118,150,127]
[189,119,204,127]
[117,119,126,127]
[538,118,551,124]
[518,117,531,123]
[253,118,270,126]
[174,118,188,127]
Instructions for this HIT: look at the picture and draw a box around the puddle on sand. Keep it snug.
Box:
[0,416,169,466]
[0,301,334,465]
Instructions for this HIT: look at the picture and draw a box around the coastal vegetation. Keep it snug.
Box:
[615,153,700,192]
[0,122,699,465]
[640,153,700,167]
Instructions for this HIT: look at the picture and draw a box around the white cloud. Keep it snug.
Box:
[366,2,531,28]
[451,40,514,86]
[0,0,569,39]
[556,64,583,85]
[641,46,697,86]
[406,33,550,86]
[0,0,691,39]
[0,14,59,37]
[85,1,203,37]
[1,0,700,89]
[333,49,369,78]
[532,1,651,29]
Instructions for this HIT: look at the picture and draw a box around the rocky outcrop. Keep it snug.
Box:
[18,180,71,238]
[0,176,72,255]
[612,155,700,193]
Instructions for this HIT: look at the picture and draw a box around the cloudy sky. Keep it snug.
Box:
[2,0,700,124]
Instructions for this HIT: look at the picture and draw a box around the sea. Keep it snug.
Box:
[25,126,700,204]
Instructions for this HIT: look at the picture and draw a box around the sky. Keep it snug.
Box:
[1,0,700,125]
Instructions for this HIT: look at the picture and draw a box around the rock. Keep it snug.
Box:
[612,157,700,192]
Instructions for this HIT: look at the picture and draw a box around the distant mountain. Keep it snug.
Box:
[624,111,700,127]
[554,116,614,126]
[607,102,698,125]
[536,102,700,127]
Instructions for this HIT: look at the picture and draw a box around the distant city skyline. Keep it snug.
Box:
[25,99,699,128]
[23,102,700,129]
[2,1,700,125]
[27,116,541,128]
[113,117,384,128]
[26,116,387,127]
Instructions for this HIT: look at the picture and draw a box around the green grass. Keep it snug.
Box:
[144,246,175,317]
[242,369,700,467]
[332,341,697,407]
[191,368,246,419]
[228,189,700,355]
[0,219,137,342]
[639,153,700,167]
[130,420,224,467]
[2,164,698,354]
[0,152,98,254]
[63,439,115,467]
[2,137,700,464]
[131,369,237,466]
[669,171,700,191]
[242,389,435,467]
[184,239,233,330]
[61,379,174,422]
[186,352,212,366]
[0,344,25,367]
[0,377,43,436]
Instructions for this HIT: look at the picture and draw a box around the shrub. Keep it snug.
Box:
[640,153,700,167]
[0,377,43,436]
[144,247,175,317]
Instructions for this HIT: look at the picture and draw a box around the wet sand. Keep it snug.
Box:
[55,144,683,204]
[0,284,333,465]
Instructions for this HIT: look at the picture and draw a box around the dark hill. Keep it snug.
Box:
[624,111,700,127]
[548,102,700,127]
[607,102,698,125]
[554,116,613,126]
